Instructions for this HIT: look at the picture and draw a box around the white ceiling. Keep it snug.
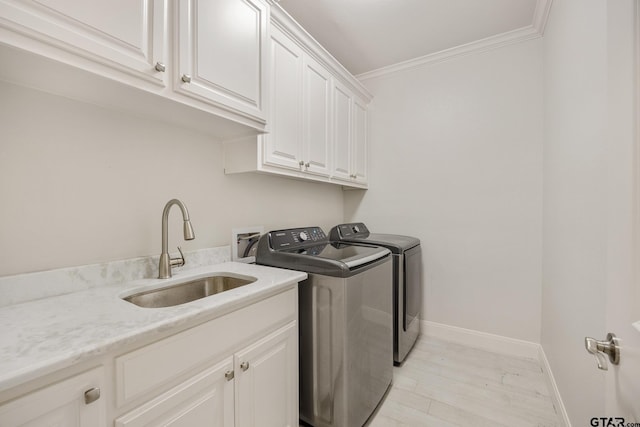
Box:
[277,0,540,76]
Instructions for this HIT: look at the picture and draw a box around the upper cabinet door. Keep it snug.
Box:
[332,80,352,181]
[352,97,368,184]
[0,0,167,85]
[177,0,267,121]
[262,24,303,171]
[302,54,332,178]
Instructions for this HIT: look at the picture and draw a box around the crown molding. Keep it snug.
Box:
[357,0,553,82]
[356,26,540,81]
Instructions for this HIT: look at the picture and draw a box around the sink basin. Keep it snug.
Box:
[123,274,257,308]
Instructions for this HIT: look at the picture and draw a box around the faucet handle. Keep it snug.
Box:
[170,246,186,268]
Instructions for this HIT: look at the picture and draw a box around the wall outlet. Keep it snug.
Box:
[231,226,264,263]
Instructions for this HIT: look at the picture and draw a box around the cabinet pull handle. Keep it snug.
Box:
[240,361,250,371]
[181,74,192,83]
[225,370,235,381]
[154,62,166,72]
[84,387,100,405]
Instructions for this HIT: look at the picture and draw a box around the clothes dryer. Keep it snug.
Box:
[330,222,422,364]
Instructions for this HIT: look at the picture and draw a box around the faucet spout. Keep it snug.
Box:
[159,199,195,279]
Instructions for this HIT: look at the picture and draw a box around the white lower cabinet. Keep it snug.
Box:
[235,322,297,427]
[115,357,235,427]
[115,288,298,427]
[0,287,298,427]
[116,322,297,427]
[0,367,106,427]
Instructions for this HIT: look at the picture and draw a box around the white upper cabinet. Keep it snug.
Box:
[332,80,352,181]
[331,80,368,186]
[351,97,368,184]
[262,24,303,171]
[176,0,268,120]
[0,0,269,137]
[302,53,332,178]
[224,17,364,187]
[263,4,370,188]
[0,0,167,85]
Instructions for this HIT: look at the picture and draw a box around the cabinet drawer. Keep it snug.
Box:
[115,288,296,406]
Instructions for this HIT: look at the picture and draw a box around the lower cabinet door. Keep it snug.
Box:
[0,367,105,427]
[115,357,234,427]
[235,322,298,427]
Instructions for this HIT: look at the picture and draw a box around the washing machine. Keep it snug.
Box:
[330,222,422,365]
[256,226,393,427]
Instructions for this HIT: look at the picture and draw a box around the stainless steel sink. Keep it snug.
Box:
[123,274,257,308]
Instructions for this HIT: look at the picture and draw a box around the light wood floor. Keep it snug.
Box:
[366,336,561,427]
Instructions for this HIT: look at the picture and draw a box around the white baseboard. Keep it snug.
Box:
[421,320,540,359]
[421,320,571,426]
[537,345,572,427]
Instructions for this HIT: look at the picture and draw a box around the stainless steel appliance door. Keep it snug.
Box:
[299,258,393,427]
[403,244,422,331]
[395,244,422,363]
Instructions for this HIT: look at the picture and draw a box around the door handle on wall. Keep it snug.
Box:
[584,332,620,370]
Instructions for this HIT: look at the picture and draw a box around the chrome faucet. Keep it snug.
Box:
[158,199,195,279]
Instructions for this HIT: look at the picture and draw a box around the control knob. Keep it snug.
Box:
[299,231,309,241]
[353,225,360,233]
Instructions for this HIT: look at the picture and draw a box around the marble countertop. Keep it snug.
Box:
[0,262,306,393]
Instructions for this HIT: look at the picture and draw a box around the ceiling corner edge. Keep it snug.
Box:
[532,0,554,36]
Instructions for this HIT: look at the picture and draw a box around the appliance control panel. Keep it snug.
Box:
[335,222,370,239]
[269,227,327,250]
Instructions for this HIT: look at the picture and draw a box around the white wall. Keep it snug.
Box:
[345,39,544,342]
[0,81,344,277]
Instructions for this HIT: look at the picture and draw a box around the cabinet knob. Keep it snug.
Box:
[298,160,304,167]
[240,361,250,371]
[154,62,166,72]
[84,387,100,405]
[305,162,310,169]
[181,74,192,83]
[225,370,235,381]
